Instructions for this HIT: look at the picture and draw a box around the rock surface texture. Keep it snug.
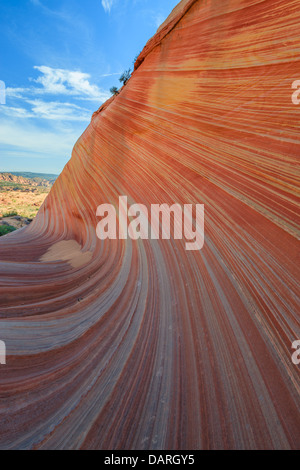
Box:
[0,0,299,450]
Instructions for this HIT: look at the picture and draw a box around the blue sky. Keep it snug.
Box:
[0,0,179,175]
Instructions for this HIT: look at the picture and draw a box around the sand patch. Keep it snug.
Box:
[40,240,93,268]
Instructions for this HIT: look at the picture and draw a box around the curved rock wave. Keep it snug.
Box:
[0,0,299,450]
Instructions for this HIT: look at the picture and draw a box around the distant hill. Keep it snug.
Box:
[11,172,58,182]
[0,172,58,187]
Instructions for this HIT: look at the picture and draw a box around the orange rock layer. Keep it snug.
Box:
[0,0,299,450]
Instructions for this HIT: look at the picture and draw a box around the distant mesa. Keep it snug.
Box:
[0,172,57,187]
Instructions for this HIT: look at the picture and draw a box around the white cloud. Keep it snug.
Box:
[6,85,33,101]
[32,66,110,101]
[100,72,121,77]
[6,87,28,99]
[102,0,114,13]
[0,65,111,171]
[0,106,33,119]
[27,99,91,121]
[3,66,111,123]
[1,99,92,122]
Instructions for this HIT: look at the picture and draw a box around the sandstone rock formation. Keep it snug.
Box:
[0,0,299,450]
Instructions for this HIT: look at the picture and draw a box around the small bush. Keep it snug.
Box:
[119,69,131,86]
[0,225,16,237]
[133,54,140,67]
[2,211,18,217]
[110,86,119,96]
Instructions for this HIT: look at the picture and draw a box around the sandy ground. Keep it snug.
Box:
[0,188,49,219]
[40,240,93,268]
[0,186,50,233]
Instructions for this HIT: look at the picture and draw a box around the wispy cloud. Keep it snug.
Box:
[100,72,121,78]
[3,64,114,127]
[4,65,111,123]
[6,87,28,99]
[0,65,111,172]
[154,14,165,29]
[1,100,92,122]
[101,0,114,13]
[30,0,84,25]
[0,106,32,119]
[32,66,110,101]
[29,100,91,121]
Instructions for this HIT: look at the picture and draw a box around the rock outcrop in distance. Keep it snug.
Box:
[0,172,56,187]
[0,0,299,450]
